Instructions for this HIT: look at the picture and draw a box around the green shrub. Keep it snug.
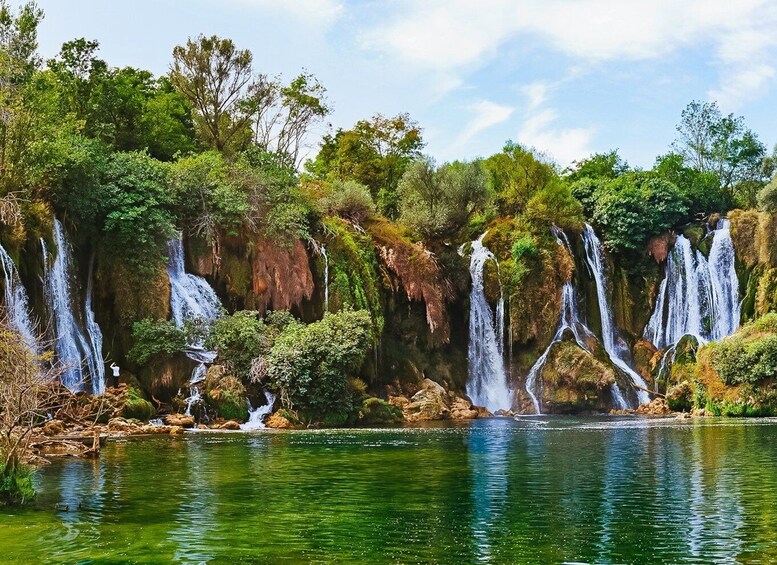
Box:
[713,334,777,385]
[128,319,187,365]
[511,236,538,261]
[0,462,36,506]
[205,311,293,380]
[755,313,777,333]
[360,398,403,425]
[319,179,375,223]
[267,309,373,424]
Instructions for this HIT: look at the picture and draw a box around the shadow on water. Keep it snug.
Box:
[3,417,777,563]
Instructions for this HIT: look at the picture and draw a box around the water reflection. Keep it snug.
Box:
[468,419,510,562]
[5,419,777,563]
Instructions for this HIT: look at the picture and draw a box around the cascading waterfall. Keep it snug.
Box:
[466,234,511,412]
[644,219,740,350]
[525,229,596,414]
[166,239,223,414]
[84,254,105,395]
[241,390,277,430]
[43,220,105,394]
[0,243,37,349]
[321,244,329,313]
[582,224,651,408]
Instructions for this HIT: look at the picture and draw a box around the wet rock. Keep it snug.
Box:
[164,413,195,428]
[405,379,449,421]
[215,420,241,430]
[474,406,494,418]
[636,398,672,416]
[387,395,410,410]
[266,413,295,429]
[107,418,142,434]
[494,409,514,417]
[449,397,478,419]
[168,426,185,435]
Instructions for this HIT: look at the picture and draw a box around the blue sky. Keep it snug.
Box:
[29,0,777,169]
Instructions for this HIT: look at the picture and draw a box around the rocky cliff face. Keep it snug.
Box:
[6,210,772,416]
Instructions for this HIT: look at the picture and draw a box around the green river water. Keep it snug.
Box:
[3,416,777,563]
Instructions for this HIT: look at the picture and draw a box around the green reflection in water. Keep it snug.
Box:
[2,417,777,563]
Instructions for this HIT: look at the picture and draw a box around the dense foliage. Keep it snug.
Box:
[266,310,373,424]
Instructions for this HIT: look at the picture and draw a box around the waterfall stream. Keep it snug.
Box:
[466,234,511,412]
[166,239,222,414]
[84,254,106,395]
[525,229,596,414]
[582,224,651,408]
[644,219,740,349]
[321,244,329,313]
[0,243,37,350]
[241,390,277,430]
[43,220,105,394]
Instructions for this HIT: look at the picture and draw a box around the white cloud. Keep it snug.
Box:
[514,85,594,166]
[518,108,594,167]
[455,100,515,146]
[364,0,777,108]
[231,0,344,27]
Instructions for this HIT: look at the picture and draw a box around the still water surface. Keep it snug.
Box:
[3,417,777,563]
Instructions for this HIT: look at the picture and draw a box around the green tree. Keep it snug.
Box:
[306,113,424,217]
[652,152,728,218]
[591,173,688,252]
[482,142,557,216]
[170,35,255,153]
[673,100,766,205]
[398,157,488,239]
[565,150,629,182]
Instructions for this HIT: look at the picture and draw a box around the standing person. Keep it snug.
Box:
[110,362,120,388]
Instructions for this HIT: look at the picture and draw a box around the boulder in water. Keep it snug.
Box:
[164,414,195,428]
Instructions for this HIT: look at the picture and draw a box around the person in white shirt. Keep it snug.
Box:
[110,362,120,388]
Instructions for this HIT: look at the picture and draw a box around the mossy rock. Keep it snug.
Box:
[217,393,249,422]
[120,387,157,421]
[682,225,704,248]
[360,397,404,425]
[122,397,156,421]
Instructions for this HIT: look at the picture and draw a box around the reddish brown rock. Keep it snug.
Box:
[164,414,195,428]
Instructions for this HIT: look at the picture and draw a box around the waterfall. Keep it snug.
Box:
[166,239,223,414]
[525,229,596,414]
[466,233,511,412]
[43,220,105,394]
[241,390,277,430]
[0,243,37,350]
[167,239,222,329]
[644,219,740,349]
[84,254,105,395]
[582,224,651,408]
[321,245,329,313]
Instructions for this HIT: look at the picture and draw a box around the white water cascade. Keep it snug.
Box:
[166,239,223,414]
[241,390,277,430]
[0,243,37,349]
[644,219,740,350]
[84,254,105,395]
[582,224,651,408]
[43,220,105,394]
[466,234,511,412]
[525,229,596,414]
[321,245,329,313]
